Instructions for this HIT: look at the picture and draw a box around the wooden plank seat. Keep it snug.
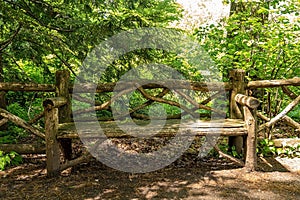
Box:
[57,119,248,139]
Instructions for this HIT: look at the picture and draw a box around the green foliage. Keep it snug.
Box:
[0,0,182,82]
[257,138,300,158]
[0,103,29,144]
[0,151,23,171]
[275,141,300,158]
[209,141,243,159]
[0,120,29,144]
[195,0,299,135]
[257,139,276,157]
[0,100,44,144]
[7,102,29,121]
[196,0,300,80]
[288,104,300,120]
[0,134,17,144]
[276,145,300,158]
[1,0,184,125]
[229,146,243,158]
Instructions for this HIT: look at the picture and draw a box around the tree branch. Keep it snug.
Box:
[73,87,135,115]
[257,112,300,130]
[24,38,80,80]
[0,24,22,51]
[4,0,75,32]
[282,86,297,100]
[136,85,197,117]
[174,89,226,116]
[259,95,300,130]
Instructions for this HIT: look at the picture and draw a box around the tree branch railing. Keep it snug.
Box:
[0,82,56,92]
[258,95,300,132]
[257,112,300,132]
[71,80,232,93]
[136,85,197,117]
[281,86,298,100]
[247,77,300,89]
[0,108,45,139]
[245,77,300,133]
[28,110,45,125]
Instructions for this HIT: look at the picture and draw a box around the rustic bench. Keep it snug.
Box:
[1,69,299,177]
[43,93,260,177]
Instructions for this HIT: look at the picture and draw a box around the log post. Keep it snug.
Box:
[243,106,257,171]
[56,70,71,122]
[229,69,246,155]
[44,103,60,177]
[55,70,72,160]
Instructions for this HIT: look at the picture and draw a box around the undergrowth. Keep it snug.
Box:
[0,151,23,171]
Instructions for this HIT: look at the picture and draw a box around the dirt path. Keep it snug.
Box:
[1,155,300,200]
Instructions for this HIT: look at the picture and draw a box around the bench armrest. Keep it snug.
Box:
[235,94,260,109]
[43,97,67,108]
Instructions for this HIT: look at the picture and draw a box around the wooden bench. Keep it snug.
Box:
[43,93,260,177]
[1,69,299,177]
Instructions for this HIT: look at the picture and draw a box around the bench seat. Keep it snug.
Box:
[57,119,247,139]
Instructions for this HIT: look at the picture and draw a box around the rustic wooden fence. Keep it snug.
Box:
[0,69,299,176]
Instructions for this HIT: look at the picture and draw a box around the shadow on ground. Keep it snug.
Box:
[1,154,300,200]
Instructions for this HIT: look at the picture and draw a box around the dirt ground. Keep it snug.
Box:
[1,153,300,200]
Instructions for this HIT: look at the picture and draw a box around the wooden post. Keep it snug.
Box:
[229,69,246,155]
[56,70,71,122]
[243,106,257,171]
[43,97,67,176]
[55,70,72,160]
[44,104,60,177]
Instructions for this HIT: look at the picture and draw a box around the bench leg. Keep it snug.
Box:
[45,106,61,177]
[243,106,257,171]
